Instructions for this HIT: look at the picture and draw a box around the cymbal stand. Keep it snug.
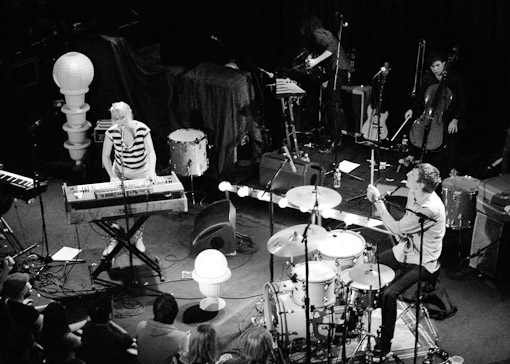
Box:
[264,158,290,282]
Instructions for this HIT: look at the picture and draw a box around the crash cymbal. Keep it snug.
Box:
[348,263,395,289]
[267,224,327,257]
[286,186,342,210]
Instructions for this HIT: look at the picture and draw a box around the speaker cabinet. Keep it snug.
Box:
[259,152,325,194]
[469,212,510,279]
[192,200,236,255]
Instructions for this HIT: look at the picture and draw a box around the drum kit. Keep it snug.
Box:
[264,185,396,363]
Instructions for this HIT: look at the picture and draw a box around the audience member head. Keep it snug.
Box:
[87,291,113,325]
[2,272,31,300]
[188,323,217,364]
[415,163,442,193]
[42,301,71,341]
[242,327,274,364]
[153,293,179,325]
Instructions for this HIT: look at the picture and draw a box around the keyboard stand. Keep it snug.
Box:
[91,216,164,283]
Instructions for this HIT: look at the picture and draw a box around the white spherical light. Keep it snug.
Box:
[192,249,231,284]
[53,52,94,95]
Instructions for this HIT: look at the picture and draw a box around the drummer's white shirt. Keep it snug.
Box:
[378,190,445,273]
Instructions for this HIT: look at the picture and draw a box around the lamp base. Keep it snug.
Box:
[200,297,226,311]
[182,304,218,324]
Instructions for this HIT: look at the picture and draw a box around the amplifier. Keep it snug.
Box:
[259,153,324,194]
[469,212,510,279]
[340,85,371,136]
[93,119,112,143]
[320,85,371,137]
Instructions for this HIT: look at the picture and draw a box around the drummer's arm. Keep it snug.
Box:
[373,200,400,236]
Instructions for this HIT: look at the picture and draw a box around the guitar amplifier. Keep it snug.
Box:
[320,85,371,137]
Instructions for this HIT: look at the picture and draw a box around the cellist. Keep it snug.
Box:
[405,50,467,178]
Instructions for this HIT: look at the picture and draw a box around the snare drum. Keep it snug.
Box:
[168,129,209,176]
[339,269,390,309]
[316,230,366,275]
[292,261,336,308]
[441,176,480,229]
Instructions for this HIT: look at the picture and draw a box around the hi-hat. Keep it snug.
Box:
[267,224,327,257]
[348,263,395,289]
[286,186,342,210]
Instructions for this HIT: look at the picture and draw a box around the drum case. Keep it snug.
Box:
[259,152,325,194]
[470,174,510,278]
[476,174,510,222]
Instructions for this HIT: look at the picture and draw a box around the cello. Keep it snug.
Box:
[409,48,458,153]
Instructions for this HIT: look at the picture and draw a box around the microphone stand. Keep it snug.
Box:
[265,158,289,282]
[28,123,52,269]
[300,183,319,364]
[404,207,437,364]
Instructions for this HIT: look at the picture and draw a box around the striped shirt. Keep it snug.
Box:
[105,121,150,179]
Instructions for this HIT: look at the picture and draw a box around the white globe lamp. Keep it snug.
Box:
[192,249,231,311]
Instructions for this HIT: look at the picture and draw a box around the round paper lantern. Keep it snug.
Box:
[53,52,94,108]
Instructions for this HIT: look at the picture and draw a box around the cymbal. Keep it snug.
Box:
[286,186,342,210]
[267,224,327,257]
[348,264,395,289]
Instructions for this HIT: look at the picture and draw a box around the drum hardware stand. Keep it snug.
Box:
[398,297,440,347]
[347,259,383,364]
[264,158,290,282]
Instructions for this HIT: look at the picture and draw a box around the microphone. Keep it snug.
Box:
[373,62,390,78]
[283,146,297,172]
[25,119,43,135]
[335,12,348,26]
[377,186,401,201]
[256,67,274,78]
[120,125,127,150]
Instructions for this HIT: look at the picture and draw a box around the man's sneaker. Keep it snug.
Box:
[102,237,118,257]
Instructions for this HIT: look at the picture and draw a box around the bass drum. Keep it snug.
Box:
[441,176,480,229]
[263,282,332,348]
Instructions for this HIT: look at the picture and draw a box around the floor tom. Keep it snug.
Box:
[168,129,209,176]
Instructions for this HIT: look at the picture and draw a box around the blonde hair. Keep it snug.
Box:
[109,101,133,121]
[188,324,217,364]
